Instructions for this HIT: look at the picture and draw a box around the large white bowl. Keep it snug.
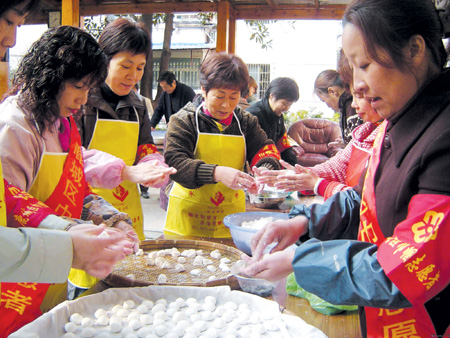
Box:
[223,211,290,255]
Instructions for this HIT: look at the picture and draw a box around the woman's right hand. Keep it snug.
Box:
[69,224,134,278]
[250,216,309,261]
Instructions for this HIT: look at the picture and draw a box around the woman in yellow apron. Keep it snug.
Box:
[164,52,282,238]
[0,26,137,334]
[78,18,175,242]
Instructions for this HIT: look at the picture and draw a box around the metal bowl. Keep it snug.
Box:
[248,191,289,209]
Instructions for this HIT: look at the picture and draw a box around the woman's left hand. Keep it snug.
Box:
[241,250,295,282]
[113,220,140,253]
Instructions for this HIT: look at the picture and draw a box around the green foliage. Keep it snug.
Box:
[83,16,110,39]
[245,20,276,50]
[197,12,215,25]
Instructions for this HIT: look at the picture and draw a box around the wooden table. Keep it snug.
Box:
[85,192,362,337]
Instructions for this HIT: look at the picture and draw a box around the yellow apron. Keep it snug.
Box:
[164,105,246,238]
[87,109,144,241]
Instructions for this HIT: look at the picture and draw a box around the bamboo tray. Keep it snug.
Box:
[103,239,242,289]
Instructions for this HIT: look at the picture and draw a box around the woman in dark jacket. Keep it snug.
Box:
[245,0,450,336]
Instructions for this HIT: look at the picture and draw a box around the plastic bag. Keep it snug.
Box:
[285,273,358,315]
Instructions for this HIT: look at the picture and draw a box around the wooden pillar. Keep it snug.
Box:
[0,61,8,99]
[62,0,80,27]
[228,6,236,54]
[216,0,230,52]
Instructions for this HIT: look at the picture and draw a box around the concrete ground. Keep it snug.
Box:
[141,187,167,239]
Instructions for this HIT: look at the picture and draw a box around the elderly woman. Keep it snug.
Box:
[164,52,281,238]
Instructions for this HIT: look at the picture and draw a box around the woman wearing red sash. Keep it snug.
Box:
[258,90,383,200]
[0,25,138,336]
[244,0,450,336]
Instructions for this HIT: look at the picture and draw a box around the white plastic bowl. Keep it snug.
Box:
[223,211,290,255]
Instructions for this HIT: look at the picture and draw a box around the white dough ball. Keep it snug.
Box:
[222,311,234,323]
[154,324,168,337]
[175,319,191,331]
[185,326,201,336]
[80,327,95,338]
[171,326,185,337]
[94,308,108,318]
[96,333,112,338]
[124,334,138,338]
[190,313,201,323]
[204,296,216,304]
[128,311,141,321]
[177,256,187,264]
[63,333,77,338]
[212,318,225,329]
[253,323,265,334]
[121,326,134,336]
[154,311,167,321]
[175,297,186,307]
[201,302,215,312]
[238,326,252,337]
[183,334,196,338]
[168,301,180,310]
[123,299,136,309]
[140,314,153,325]
[264,319,280,331]
[213,305,226,316]
[201,311,214,321]
[249,333,261,338]
[141,300,154,309]
[136,326,154,338]
[81,317,93,328]
[69,313,83,324]
[153,318,165,326]
[237,303,249,312]
[185,297,197,305]
[144,335,158,338]
[64,322,77,333]
[110,320,123,333]
[155,298,167,306]
[129,318,142,330]
[117,308,130,317]
[111,305,123,315]
[165,334,178,338]
[96,315,109,326]
[151,303,166,314]
[204,327,219,338]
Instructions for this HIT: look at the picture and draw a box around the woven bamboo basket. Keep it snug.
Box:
[103,239,242,289]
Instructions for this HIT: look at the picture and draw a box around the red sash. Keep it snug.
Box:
[359,120,440,336]
[0,117,86,337]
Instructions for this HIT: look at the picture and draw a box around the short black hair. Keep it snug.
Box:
[159,71,176,86]
[265,77,299,102]
[0,0,39,18]
[99,18,150,62]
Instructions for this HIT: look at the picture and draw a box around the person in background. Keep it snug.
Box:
[238,83,251,111]
[314,68,363,145]
[150,70,196,130]
[258,55,383,200]
[247,76,258,105]
[246,77,299,166]
[0,24,137,336]
[78,18,175,243]
[163,52,282,238]
[244,0,450,335]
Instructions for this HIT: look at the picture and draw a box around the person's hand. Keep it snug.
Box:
[328,137,344,148]
[274,162,319,192]
[122,160,177,187]
[213,166,257,191]
[253,166,286,188]
[250,216,309,261]
[69,225,134,278]
[241,250,295,282]
[113,220,140,253]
